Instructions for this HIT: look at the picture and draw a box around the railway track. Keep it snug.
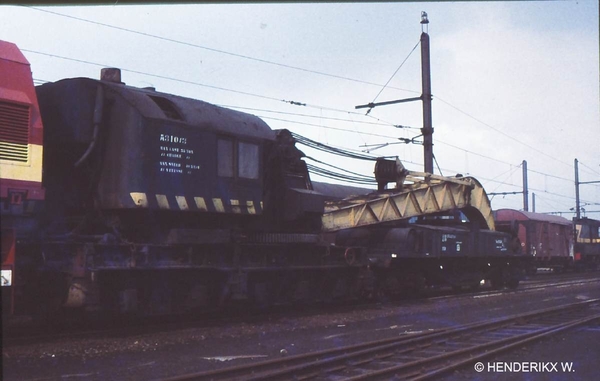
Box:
[160,299,600,381]
[5,274,600,346]
[430,274,600,301]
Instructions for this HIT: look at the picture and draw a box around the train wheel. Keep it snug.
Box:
[344,248,357,266]
[31,272,69,325]
[369,272,388,303]
[35,295,67,325]
[489,270,505,290]
[506,278,520,289]
[404,272,426,297]
[374,286,389,303]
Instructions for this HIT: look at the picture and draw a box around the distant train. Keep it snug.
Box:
[573,217,600,270]
[2,40,534,320]
[494,210,600,273]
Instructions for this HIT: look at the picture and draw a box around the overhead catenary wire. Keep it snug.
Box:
[218,104,408,129]
[306,163,377,185]
[432,153,443,176]
[27,49,588,210]
[24,49,286,103]
[527,167,579,183]
[291,133,384,185]
[34,2,577,167]
[258,115,405,140]
[434,139,518,168]
[366,39,421,115]
[24,5,594,185]
[534,193,576,211]
[264,113,586,190]
[293,133,594,210]
[8,9,598,217]
[22,42,594,212]
[33,78,51,85]
[488,163,522,194]
[26,6,419,96]
[26,49,428,146]
[26,50,408,133]
[433,162,598,210]
[24,44,587,191]
[434,95,577,171]
[254,108,579,185]
[292,132,385,161]
[577,160,600,178]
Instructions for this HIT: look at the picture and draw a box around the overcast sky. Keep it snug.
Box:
[2,2,598,217]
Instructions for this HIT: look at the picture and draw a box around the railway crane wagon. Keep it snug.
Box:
[1,39,531,320]
[2,39,349,318]
[323,162,530,293]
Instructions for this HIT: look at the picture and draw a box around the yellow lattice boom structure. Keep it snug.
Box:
[321,171,496,232]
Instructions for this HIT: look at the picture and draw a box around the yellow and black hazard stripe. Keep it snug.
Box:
[129,192,262,214]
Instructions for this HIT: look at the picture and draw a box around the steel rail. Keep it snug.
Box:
[6,275,599,346]
[157,299,599,381]
[158,329,448,381]
[345,310,599,381]
[430,276,600,301]
[409,315,597,381]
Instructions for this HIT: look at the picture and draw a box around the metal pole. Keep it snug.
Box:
[522,160,528,211]
[420,27,433,174]
[575,158,580,219]
[532,192,536,213]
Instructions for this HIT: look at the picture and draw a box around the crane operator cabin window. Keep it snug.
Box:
[217,139,259,180]
[238,141,259,179]
[217,139,234,177]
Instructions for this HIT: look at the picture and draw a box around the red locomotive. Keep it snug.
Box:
[1,41,45,315]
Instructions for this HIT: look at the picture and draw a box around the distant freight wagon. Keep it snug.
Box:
[494,209,573,272]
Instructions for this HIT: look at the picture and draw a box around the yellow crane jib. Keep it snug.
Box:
[321,161,496,232]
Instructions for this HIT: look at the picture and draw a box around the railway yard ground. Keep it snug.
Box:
[3,272,600,381]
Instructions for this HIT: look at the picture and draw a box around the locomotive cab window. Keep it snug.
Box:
[579,224,591,239]
[217,138,259,180]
